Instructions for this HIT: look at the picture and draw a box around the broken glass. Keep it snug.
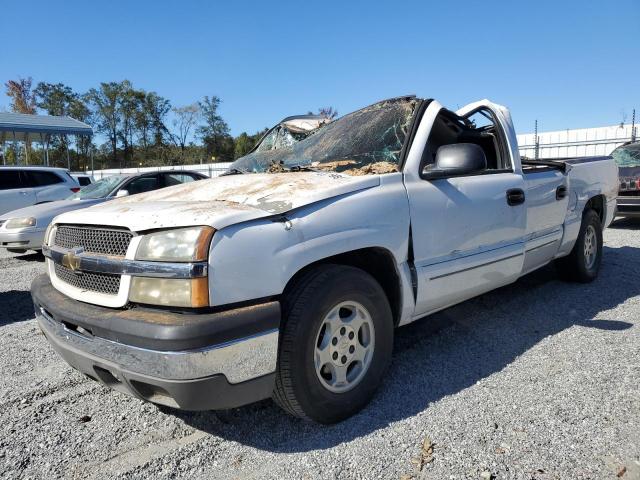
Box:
[231,97,419,175]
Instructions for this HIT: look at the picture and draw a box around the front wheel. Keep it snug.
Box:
[555,209,603,282]
[273,265,394,423]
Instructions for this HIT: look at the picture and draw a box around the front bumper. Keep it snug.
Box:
[0,227,45,249]
[31,274,281,410]
[616,196,640,218]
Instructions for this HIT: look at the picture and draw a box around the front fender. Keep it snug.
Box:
[208,174,411,307]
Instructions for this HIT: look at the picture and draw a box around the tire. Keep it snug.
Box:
[555,209,603,283]
[273,264,394,424]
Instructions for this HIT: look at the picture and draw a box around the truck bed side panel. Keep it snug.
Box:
[556,157,618,257]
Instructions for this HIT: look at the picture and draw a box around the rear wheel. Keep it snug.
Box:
[273,265,394,423]
[555,209,603,282]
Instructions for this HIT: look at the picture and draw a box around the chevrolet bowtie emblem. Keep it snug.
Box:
[61,248,84,274]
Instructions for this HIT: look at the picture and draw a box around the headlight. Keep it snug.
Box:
[44,223,55,246]
[129,277,209,307]
[131,226,214,307]
[6,217,36,229]
[136,226,215,262]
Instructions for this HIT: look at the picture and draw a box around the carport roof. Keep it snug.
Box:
[0,112,92,142]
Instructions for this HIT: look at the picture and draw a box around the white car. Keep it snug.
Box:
[32,97,618,423]
[0,166,80,216]
[0,171,206,253]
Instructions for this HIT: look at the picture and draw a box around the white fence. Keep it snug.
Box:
[517,123,637,159]
[91,162,233,179]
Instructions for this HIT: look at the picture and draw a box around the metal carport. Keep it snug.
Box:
[0,112,93,170]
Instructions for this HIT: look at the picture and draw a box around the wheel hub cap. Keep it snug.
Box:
[314,301,375,393]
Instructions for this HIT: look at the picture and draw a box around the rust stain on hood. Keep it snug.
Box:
[54,172,381,231]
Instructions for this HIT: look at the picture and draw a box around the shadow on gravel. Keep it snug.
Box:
[0,290,35,325]
[175,245,638,452]
[610,217,640,230]
[9,251,45,262]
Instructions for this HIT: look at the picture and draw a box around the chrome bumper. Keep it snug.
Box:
[0,228,46,249]
[42,244,207,278]
[36,305,279,384]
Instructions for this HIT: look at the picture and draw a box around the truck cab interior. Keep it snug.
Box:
[420,107,511,174]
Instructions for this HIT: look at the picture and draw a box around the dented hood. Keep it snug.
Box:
[54,172,379,231]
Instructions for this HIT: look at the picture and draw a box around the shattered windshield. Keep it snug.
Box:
[612,143,640,168]
[256,126,310,152]
[67,175,126,200]
[231,98,418,175]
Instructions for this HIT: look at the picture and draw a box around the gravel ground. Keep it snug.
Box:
[1,220,639,480]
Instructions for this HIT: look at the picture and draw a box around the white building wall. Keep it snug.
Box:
[517,124,638,159]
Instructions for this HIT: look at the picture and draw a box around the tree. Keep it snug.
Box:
[34,82,87,168]
[69,97,93,171]
[171,103,200,156]
[233,128,269,159]
[5,77,36,114]
[34,82,77,116]
[149,94,171,147]
[233,132,253,158]
[197,96,233,161]
[117,81,142,165]
[85,82,125,166]
[138,92,171,149]
[5,77,37,164]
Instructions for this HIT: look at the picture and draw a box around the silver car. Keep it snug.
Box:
[0,170,206,253]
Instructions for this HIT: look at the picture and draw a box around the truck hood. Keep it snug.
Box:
[53,172,380,231]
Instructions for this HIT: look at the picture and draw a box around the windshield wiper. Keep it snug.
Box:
[267,161,321,173]
[288,165,321,172]
[221,168,246,176]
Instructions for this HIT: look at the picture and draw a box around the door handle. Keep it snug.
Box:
[506,188,525,206]
[556,185,568,200]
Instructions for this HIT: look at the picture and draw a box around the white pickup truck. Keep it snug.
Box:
[32,96,618,423]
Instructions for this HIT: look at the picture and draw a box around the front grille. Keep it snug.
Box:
[54,263,121,295]
[54,225,133,256]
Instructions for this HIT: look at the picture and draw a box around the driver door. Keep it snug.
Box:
[403,101,526,318]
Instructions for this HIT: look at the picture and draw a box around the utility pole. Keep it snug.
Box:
[632,108,636,143]
[534,119,539,160]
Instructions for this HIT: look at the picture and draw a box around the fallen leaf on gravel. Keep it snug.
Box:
[480,471,495,480]
[79,415,91,423]
[399,475,413,480]
[410,437,435,472]
[617,466,627,477]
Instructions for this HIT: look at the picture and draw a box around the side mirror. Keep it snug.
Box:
[422,143,487,180]
[115,189,129,198]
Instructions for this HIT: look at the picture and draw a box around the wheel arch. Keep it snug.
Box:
[585,194,606,224]
[282,247,403,327]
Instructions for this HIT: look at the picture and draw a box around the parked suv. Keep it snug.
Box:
[0,167,80,216]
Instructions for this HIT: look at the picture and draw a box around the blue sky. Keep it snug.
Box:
[1,0,638,137]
